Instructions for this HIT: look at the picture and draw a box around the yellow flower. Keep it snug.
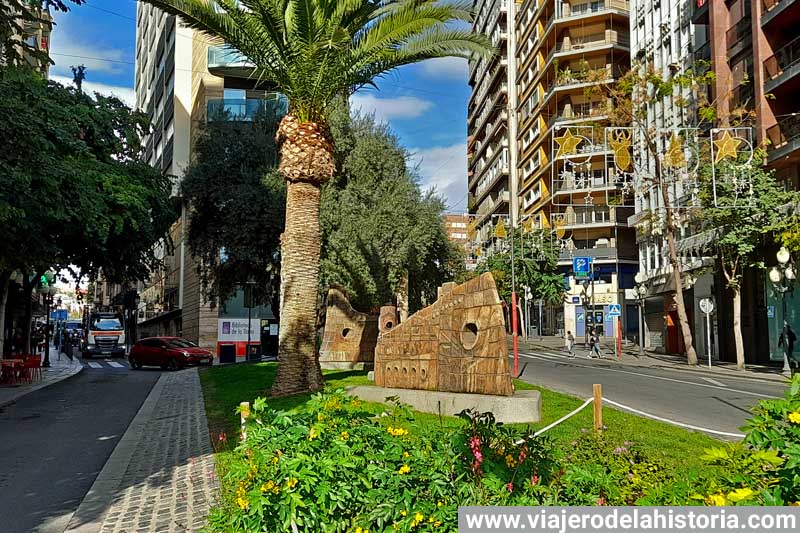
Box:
[386,426,409,437]
[340,431,350,441]
[285,477,299,489]
[790,502,800,506]
[354,528,369,533]
[434,521,442,527]
[788,411,800,424]
[236,496,249,510]
[271,456,279,465]
[398,464,411,475]
[352,400,362,408]
[429,516,435,523]
[705,493,727,506]
[727,488,754,502]
[505,454,517,468]
[402,451,410,458]
[400,510,407,517]
[411,513,424,527]
[308,427,318,441]
[317,412,326,422]
[437,500,443,507]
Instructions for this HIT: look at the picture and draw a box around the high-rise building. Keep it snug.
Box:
[131,5,286,361]
[514,0,635,337]
[467,0,513,257]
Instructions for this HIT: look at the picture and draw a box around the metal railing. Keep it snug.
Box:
[766,114,800,150]
[207,97,288,122]
[726,17,751,50]
[207,45,254,68]
[763,34,800,81]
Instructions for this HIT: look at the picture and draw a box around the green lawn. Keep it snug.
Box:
[199,362,720,474]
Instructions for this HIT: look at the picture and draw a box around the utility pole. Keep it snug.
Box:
[506,0,520,376]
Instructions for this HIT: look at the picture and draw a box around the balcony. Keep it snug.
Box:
[555,31,630,57]
[474,190,510,226]
[764,35,800,93]
[559,206,634,229]
[556,0,629,21]
[207,45,256,78]
[548,103,608,127]
[762,0,798,27]
[558,246,635,262]
[552,169,617,195]
[766,114,800,163]
[693,41,710,64]
[692,0,709,24]
[726,17,751,57]
[207,95,288,122]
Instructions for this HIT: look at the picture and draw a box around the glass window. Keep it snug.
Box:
[166,339,198,348]
[91,317,123,331]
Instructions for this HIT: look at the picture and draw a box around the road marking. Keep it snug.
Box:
[516,352,776,399]
[107,361,125,368]
[702,377,728,387]
[87,362,102,369]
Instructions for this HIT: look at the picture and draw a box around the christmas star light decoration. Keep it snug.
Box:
[554,130,582,158]
[494,218,507,239]
[663,133,686,169]
[713,130,742,164]
[608,130,632,171]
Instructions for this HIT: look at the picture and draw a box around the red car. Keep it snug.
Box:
[129,337,213,370]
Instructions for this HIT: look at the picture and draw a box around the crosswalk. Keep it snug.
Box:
[82,359,130,370]
[515,346,615,363]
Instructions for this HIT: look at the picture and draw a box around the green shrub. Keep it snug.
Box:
[206,390,557,532]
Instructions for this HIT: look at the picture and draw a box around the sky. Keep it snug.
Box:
[49,1,471,213]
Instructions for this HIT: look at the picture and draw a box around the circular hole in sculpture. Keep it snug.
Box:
[461,322,479,350]
[411,367,417,374]
[342,328,351,338]
[402,367,407,374]
[385,321,394,329]
[421,368,427,379]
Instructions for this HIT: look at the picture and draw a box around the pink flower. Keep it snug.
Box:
[530,475,540,486]
[597,498,606,506]
[518,448,527,462]
[473,450,483,462]
[507,482,514,492]
[218,432,227,442]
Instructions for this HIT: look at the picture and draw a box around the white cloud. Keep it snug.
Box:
[349,93,433,123]
[409,142,468,212]
[50,75,135,107]
[418,57,468,81]
[49,14,132,78]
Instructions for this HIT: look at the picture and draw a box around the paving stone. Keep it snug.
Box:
[97,370,219,533]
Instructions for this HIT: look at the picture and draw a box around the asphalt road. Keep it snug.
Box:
[0,357,161,533]
[514,346,788,437]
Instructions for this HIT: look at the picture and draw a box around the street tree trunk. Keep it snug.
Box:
[0,271,10,357]
[659,177,698,365]
[732,288,745,370]
[270,114,336,397]
[22,272,36,354]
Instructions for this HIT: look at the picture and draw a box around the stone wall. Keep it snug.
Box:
[319,288,378,368]
[374,273,512,396]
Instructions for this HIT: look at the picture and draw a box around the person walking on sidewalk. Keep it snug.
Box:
[588,328,602,359]
[566,331,575,358]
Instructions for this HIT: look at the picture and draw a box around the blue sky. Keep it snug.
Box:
[49,1,470,213]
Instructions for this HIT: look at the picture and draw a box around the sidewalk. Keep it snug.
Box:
[65,368,218,533]
[0,346,83,408]
[512,335,791,384]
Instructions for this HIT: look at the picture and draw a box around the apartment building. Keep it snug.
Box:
[514,0,635,337]
[131,5,285,362]
[467,0,513,259]
[0,0,53,76]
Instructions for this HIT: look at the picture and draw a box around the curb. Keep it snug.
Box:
[0,361,84,409]
[63,371,169,533]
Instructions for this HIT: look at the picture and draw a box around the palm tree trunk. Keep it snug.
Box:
[269,114,335,397]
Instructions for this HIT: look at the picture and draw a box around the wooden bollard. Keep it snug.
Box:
[240,401,250,441]
[593,384,603,432]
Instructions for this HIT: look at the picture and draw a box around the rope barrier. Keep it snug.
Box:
[602,398,746,439]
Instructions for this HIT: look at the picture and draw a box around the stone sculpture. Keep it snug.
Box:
[374,272,513,396]
[319,288,378,369]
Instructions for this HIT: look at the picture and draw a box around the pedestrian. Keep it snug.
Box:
[779,321,797,372]
[566,330,575,358]
[589,328,602,359]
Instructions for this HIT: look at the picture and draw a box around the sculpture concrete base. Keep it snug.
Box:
[346,385,541,424]
[320,361,373,371]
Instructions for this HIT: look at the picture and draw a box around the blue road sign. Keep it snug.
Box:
[607,303,622,317]
[573,257,592,279]
[572,296,580,304]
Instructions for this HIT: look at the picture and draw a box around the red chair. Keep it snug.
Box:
[22,356,41,383]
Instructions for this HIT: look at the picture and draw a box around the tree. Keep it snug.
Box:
[0,68,174,353]
[475,227,564,306]
[182,111,286,311]
[595,63,724,365]
[698,154,799,369]
[1,1,84,67]
[321,111,459,314]
[139,0,491,396]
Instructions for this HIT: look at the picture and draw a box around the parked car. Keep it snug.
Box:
[129,337,213,370]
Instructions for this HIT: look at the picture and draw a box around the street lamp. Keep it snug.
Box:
[769,247,797,376]
[41,284,58,368]
[634,273,648,357]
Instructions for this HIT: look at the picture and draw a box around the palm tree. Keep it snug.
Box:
[140,0,491,396]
